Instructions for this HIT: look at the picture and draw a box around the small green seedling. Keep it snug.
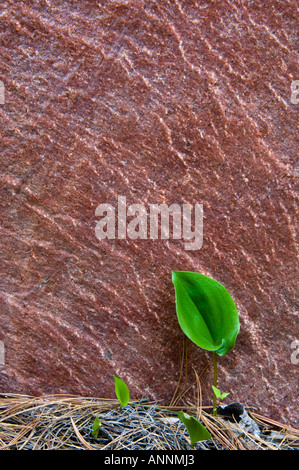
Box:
[212,385,230,400]
[114,375,130,408]
[172,271,240,416]
[90,416,101,438]
[178,411,211,447]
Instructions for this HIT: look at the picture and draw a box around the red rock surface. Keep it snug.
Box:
[0,1,298,425]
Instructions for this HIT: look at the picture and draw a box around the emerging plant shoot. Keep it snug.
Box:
[172,271,240,415]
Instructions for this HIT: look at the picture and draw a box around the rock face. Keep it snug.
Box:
[0,1,298,425]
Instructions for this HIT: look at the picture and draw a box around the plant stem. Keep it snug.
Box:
[212,351,218,416]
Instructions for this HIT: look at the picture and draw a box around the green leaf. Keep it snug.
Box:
[172,271,240,356]
[114,375,130,408]
[212,385,222,398]
[178,411,211,446]
[220,392,230,399]
[212,385,230,400]
[91,416,101,438]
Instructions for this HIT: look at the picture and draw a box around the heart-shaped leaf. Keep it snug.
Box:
[172,271,239,356]
[178,411,211,445]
